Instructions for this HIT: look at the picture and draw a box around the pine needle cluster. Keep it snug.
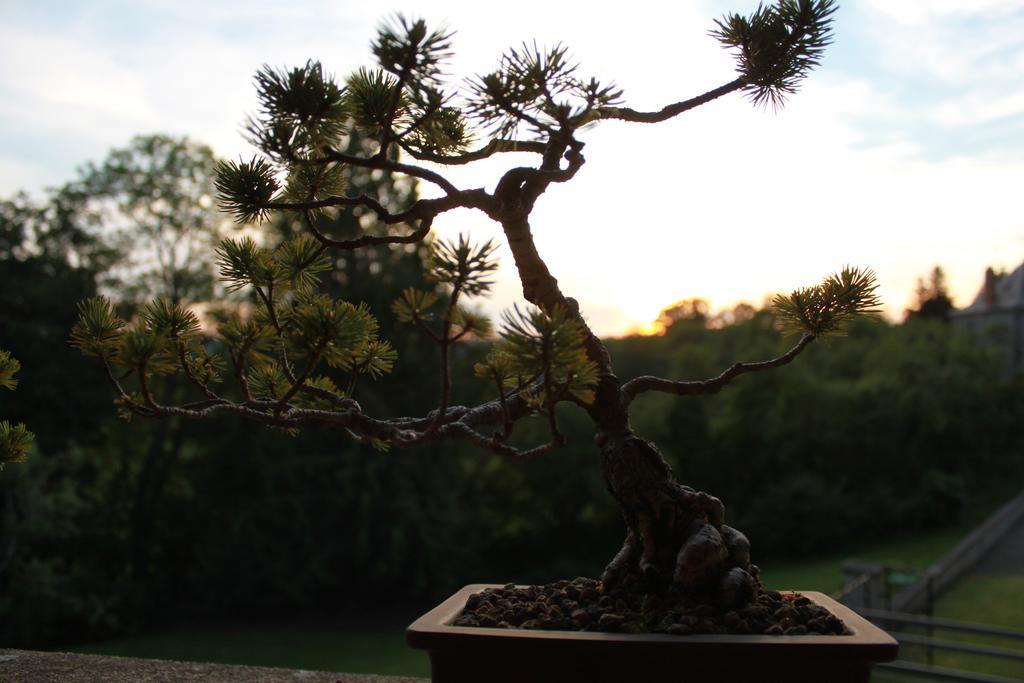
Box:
[467,43,623,137]
[772,266,881,336]
[392,235,499,343]
[712,0,837,108]
[0,350,33,468]
[477,305,599,405]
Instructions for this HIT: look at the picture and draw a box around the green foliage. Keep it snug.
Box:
[117,327,175,376]
[182,342,225,387]
[283,163,347,204]
[142,298,201,340]
[467,43,622,137]
[284,295,380,370]
[484,305,598,404]
[351,339,398,379]
[69,296,126,359]
[0,421,34,467]
[215,236,277,291]
[474,348,521,388]
[248,61,348,160]
[247,363,290,400]
[712,0,837,108]
[296,375,346,409]
[452,306,494,339]
[0,350,34,468]
[71,296,208,380]
[0,349,21,390]
[346,67,405,138]
[392,237,497,342]
[372,15,453,90]
[772,266,880,336]
[429,234,498,296]
[391,287,439,323]
[215,158,280,224]
[219,314,274,365]
[216,235,331,294]
[274,233,331,290]
[405,105,473,156]
[0,192,111,478]
[371,16,471,155]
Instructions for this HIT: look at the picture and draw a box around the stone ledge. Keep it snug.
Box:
[0,649,429,683]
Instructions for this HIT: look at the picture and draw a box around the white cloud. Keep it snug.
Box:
[0,157,52,199]
[863,0,1020,26]
[0,26,161,138]
[856,0,1024,85]
[935,90,1024,126]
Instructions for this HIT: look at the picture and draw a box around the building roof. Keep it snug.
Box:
[955,261,1024,315]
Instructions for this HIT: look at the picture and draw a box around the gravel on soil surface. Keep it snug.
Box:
[452,577,849,636]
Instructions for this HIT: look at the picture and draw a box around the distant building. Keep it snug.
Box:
[951,262,1024,372]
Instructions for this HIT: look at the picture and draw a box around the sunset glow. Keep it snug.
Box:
[627,320,666,338]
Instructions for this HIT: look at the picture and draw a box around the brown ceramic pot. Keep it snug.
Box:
[407,584,898,683]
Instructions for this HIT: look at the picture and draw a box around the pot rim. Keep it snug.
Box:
[407,584,899,662]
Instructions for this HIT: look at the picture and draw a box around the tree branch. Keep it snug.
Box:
[297,208,434,251]
[274,344,324,415]
[598,78,745,124]
[267,189,496,251]
[318,149,460,195]
[399,139,547,165]
[620,333,815,405]
[438,422,561,461]
[177,344,220,401]
[411,280,463,440]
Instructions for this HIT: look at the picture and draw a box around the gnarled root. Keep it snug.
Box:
[598,433,758,607]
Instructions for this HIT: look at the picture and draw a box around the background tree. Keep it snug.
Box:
[66,135,228,305]
[656,298,710,332]
[907,266,954,321]
[58,135,232,582]
[73,0,881,605]
[0,191,128,644]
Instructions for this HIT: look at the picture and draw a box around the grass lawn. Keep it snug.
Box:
[935,574,1024,629]
[758,524,973,598]
[877,573,1024,682]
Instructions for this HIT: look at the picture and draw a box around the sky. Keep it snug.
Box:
[2,0,1022,337]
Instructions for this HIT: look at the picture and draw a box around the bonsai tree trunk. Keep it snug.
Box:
[499,203,754,603]
[597,432,755,603]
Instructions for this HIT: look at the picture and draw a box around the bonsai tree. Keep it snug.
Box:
[72,0,879,606]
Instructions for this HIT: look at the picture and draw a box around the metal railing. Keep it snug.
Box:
[861,609,1024,683]
[892,493,1024,613]
[861,609,1024,642]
